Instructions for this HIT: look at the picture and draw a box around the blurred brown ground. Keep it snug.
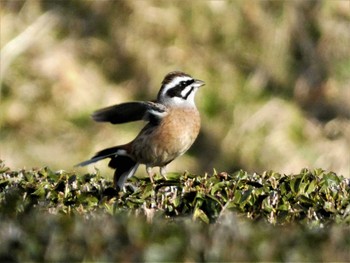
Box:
[1,0,349,178]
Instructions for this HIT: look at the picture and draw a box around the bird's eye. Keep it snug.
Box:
[180,80,193,88]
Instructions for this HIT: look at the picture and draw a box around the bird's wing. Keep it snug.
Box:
[92,101,167,124]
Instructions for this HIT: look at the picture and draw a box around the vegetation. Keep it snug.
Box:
[1,161,349,261]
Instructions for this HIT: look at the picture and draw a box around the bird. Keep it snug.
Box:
[76,71,204,190]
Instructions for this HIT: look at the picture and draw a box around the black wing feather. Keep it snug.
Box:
[92,101,167,124]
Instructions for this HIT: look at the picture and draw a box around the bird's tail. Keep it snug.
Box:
[76,145,139,189]
[75,146,125,167]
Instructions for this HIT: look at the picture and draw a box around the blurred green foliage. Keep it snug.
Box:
[1,161,350,261]
[0,0,349,177]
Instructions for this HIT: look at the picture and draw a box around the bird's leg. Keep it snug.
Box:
[146,165,157,209]
[160,166,168,180]
[146,165,155,184]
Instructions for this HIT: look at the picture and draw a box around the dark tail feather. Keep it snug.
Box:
[76,145,138,189]
[109,155,138,189]
[75,146,124,167]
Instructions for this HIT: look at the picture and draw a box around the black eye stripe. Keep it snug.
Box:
[166,86,180,98]
[183,79,195,86]
[166,79,195,98]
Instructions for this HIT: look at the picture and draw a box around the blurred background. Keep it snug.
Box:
[1,0,349,178]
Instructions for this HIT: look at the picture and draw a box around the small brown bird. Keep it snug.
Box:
[77,71,204,190]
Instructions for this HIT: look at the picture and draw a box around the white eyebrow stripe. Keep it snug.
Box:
[162,76,193,94]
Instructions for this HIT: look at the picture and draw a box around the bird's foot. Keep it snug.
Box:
[160,166,168,180]
[146,166,155,184]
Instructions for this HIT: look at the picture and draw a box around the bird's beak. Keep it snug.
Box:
[194,79,205,88]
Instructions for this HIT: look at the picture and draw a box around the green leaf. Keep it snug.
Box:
[193,207,209,224]
[324,201,336,213]
[262,197,273,212]
[297,195,315,206]
[305,179,318,194]
[290,177,302,194]
[210,182,226,195]
[32,187,46,197]
[141,184,155,199]
[173,195,182,208]
[240,187,253,205]
[233,190,242,204]
[277,202,290,211]
[321,173,341,187]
